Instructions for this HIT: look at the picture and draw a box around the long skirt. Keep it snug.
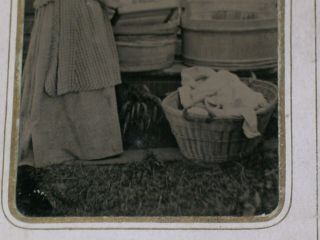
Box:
[19,2,123,168]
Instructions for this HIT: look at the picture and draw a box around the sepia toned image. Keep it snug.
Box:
[15,0,281,220]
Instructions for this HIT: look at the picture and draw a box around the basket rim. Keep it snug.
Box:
[162,78,278,121]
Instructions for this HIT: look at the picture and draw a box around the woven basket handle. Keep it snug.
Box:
[182,108,215,123]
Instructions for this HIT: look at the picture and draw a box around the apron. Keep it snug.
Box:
[20,0,123,167]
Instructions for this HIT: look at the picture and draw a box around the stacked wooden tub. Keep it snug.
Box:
[181,0,278,71]
[113,0,180,72]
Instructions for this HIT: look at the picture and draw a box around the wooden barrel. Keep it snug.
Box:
[181,0,278,71]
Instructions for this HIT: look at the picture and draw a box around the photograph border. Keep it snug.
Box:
[1,0,293,230]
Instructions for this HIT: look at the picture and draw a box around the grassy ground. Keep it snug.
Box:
[16,138,278,217]
[16,67,279,217]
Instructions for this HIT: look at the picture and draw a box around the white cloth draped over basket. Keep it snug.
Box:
[179,67,268,138]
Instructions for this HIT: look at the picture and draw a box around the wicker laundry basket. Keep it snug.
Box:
[161,78,278,163]
[181,0,278,71]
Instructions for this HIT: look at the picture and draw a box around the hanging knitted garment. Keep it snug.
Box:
[34,0,121,96]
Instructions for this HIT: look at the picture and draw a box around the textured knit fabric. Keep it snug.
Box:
[34,0,121,96]
[19,0,123,168]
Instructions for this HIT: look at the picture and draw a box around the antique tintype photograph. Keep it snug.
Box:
[15,0,280,220]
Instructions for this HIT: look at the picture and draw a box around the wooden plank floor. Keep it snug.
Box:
[72,148,184,166]
[73,138,278,166]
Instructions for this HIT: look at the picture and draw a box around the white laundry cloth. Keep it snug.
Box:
[178,67,268,138]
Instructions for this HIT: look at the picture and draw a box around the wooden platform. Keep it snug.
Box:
[73,138,278,166]
[73,148,184,166]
